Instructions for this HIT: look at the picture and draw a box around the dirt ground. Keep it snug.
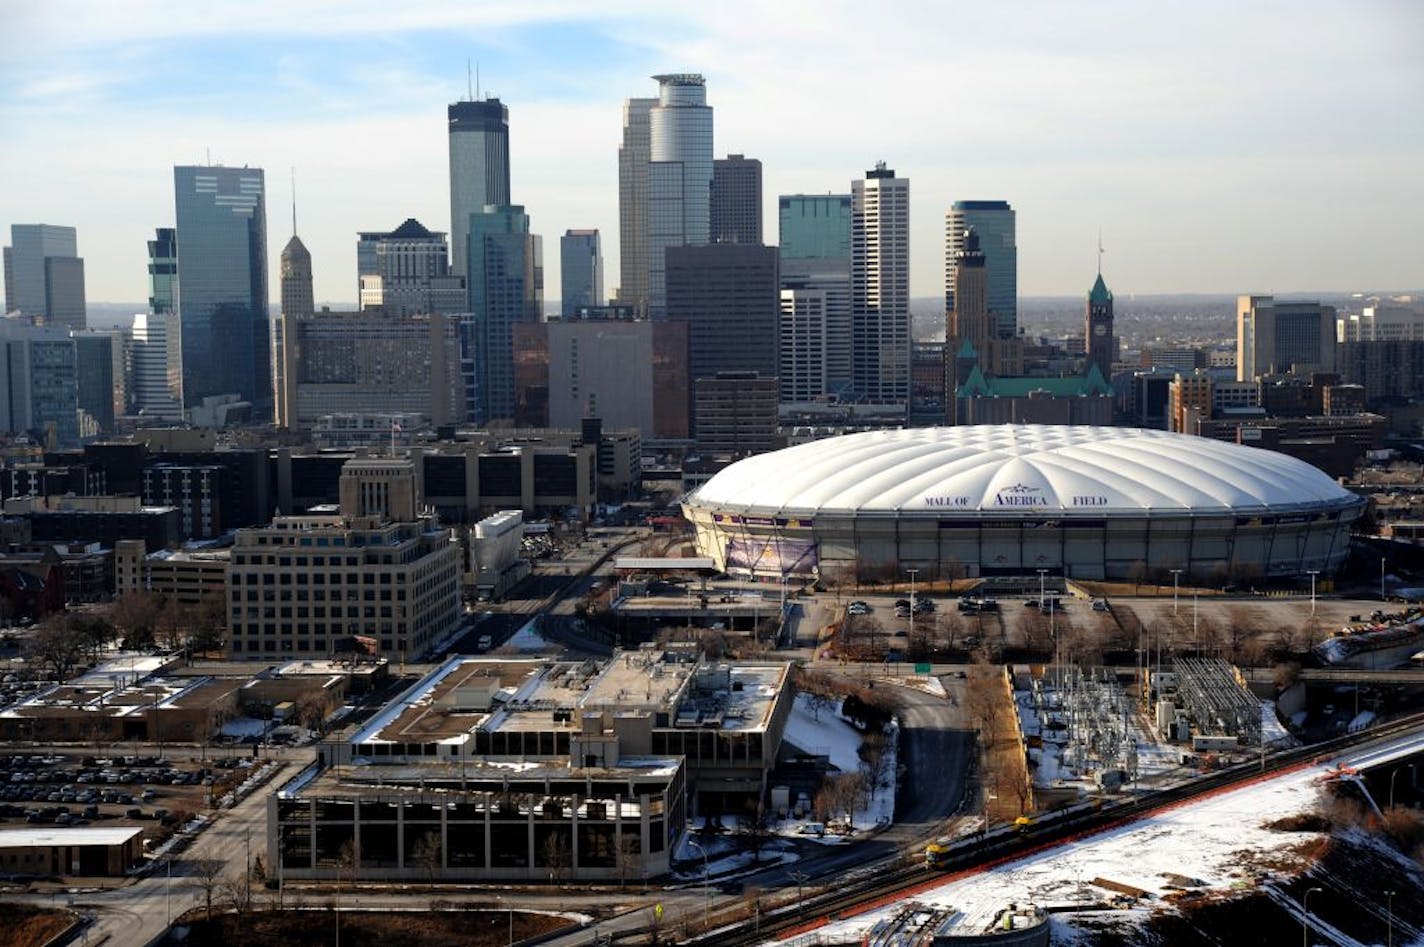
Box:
[178,909,573,947]
[0,903,74,947]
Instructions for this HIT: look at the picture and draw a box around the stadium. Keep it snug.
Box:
[681,425,1367,583]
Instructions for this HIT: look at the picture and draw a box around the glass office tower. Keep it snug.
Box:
[945,200,1016,339]
[173,166,269,414]
[448,98,511,279]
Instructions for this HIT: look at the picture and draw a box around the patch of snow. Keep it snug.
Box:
[219,717,268,738]
[502,618,554,652]
[782,694,863,773]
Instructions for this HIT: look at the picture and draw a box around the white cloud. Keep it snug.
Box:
[2,0,1421,302]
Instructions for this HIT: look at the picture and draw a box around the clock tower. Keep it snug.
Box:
[1086,272,1114,383]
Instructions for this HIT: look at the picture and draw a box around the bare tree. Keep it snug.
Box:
[615,833,640,888]
[410,830,442,887]
[858,731,893,804]
[540,832,571,886]
[804,689,835,723]
[740,799,773,864]
[24,615,89,680]
[189,857,226,921]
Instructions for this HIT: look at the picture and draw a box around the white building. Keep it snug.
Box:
[1339,303,1424,342]
[130,312,183,420]
[1236,295,1337,381]
[851,164,910,410]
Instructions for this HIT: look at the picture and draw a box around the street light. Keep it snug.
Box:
[1389,763,1416,809]
[1385,888,1396,947]
[1303,886,1324,947]
[1037,568,1048,608]
[1170,569,1183,616]
[686,837,710,931]
[906,568,919,667]
[1306,570,1320,617]
[1381,556,1387,601]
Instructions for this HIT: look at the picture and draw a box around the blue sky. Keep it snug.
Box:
[2,0,1421,305]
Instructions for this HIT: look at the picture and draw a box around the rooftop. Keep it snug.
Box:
[0,826,143,849]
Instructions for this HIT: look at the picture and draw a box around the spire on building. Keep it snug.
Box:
[1089,272,1112,304]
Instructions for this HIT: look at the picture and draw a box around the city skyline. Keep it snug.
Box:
[2,1,1421,306]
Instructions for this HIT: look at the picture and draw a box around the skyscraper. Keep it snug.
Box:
[356,220,465,315]
[946,227,993,387]
[646,74,713,318]
[173,165,269,414]
[71,331,116,434]
[560,229,604,317]
[448,97,511,279]
[710,154,762,245]
[145,228,184,412]
[779,194,853,399]
[666,243,779,382]
[945,201,1016,339]
[3,224,86,328]
[129,312,182,420]
[274,232,313,429]
[466,205,543,424]
[1085,272,1115,382]
[616,96,656,315]
[852,164,910,408]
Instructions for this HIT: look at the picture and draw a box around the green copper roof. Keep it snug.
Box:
[1089,273,1113,304]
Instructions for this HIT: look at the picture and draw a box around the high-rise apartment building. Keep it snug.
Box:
[1236,295,1337,381]
[356,219,466,316]
[710,154,762,245]
[694,371,780,455]
[616,96,656,315]
[3,224,86,329]
[560,229,603,317]
[646,74,713,318]
[666,243,779,382]
[173,166,269,414]
[945,201,1016,339]
[448,97,511,279]
[0,321,79,446]
[466,205,543,424]
[851,164,910,409]
[1085,272,1115,382]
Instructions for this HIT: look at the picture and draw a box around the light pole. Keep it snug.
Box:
[1170,569,1183,617]
[907,568,919,665]
[1037,568,1048,607]
[1389,763,1415,809]
[1192,591,1199,653]
[1386,888,1396,947]
[165,855,171,927]
[1381,556,1387,601]
[687,838,710,931]
[1306,570,1320,617]
[1303,886,1323,947]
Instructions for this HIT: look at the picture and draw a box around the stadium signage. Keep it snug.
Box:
[1071,495,1109,506]
[993,483,1047,507]
[924,495,973,508]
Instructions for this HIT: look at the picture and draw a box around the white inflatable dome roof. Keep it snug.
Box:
[689,426,1359,516]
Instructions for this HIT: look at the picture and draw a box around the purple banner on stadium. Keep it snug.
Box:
[725,537,818,575]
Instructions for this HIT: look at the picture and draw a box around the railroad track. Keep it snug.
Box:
[696,710,1424,946]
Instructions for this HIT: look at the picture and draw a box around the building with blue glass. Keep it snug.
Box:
[173,166,269,416]
[466,205,543,424]
[448,97,511,280]
[945,200,1016,340]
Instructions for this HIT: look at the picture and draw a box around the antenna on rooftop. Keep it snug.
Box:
[477,61,481,99]
[1097,229,1105,276]
[467,60,473,101]
[291,167,298,236]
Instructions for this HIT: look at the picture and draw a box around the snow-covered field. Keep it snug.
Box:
[780,727,1424,945]
[773,694,897,840]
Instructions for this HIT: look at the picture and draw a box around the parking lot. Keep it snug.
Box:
[0,752,256,836]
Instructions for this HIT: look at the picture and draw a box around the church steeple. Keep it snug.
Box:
[1085,270,1115,386]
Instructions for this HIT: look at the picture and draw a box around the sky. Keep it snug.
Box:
[2,0,1421,307]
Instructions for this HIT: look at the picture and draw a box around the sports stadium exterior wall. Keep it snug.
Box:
[681,426,1366,583]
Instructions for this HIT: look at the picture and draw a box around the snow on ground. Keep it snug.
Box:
[781,694,864,773]
[501,618,555,652]
[219,716,267,738]
[781,727,1424,945]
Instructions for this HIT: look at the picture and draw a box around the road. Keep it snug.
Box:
[65,753,300,947]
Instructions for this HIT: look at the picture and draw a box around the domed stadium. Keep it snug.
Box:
[681,425,1366,582]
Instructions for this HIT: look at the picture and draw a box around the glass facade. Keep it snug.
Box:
[173,167,269,414]
[72,332,115,432]
[778,194,852,263]
[559,229,603,317]
[4,224,84,328]
[946,201,1016,339]
[466,206,543,424]
[448,99,510,279]
[646,74,712,319]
